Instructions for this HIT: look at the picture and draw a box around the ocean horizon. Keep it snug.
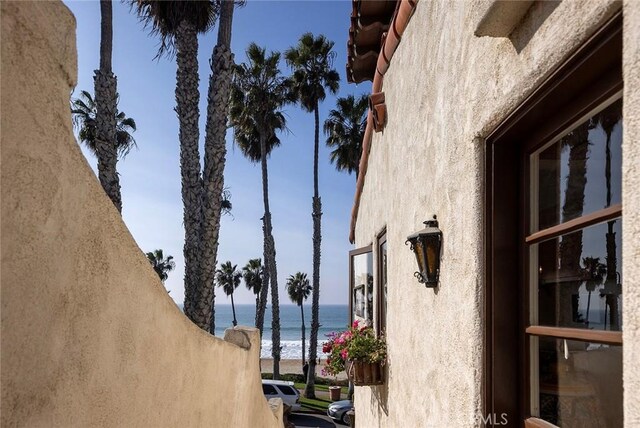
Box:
[178,303,349,359]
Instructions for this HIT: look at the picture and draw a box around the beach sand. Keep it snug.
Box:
[261,358,347,381]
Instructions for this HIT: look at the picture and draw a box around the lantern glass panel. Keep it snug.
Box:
[425,235,439,278]
[413,239,425,275]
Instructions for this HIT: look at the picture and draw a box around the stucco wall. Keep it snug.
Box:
[352,0,636,426]
[622,1,640,426]
[0,2,282,427]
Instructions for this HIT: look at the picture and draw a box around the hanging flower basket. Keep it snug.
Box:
[348,360,385,386]
[322,320,386,386]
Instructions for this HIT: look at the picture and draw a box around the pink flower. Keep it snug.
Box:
[352,320,360,328]
[340,349,348,360]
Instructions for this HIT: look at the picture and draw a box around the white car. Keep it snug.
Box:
[261,380,302,412]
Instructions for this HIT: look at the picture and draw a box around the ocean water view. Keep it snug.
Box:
[180,304,349,359]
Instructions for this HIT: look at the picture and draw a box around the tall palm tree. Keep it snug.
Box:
[581,256,606,327]
[131,1,217,330]
[146,249,176,282]
[285,33,340,398]
[216,261,242,327]
[199,0,241,336]
[243,258,263,323]
[72,90,137,159]
[230,43,291,379]
[94,0,122,212]
[323,94,368,180]
[286,272,312,367]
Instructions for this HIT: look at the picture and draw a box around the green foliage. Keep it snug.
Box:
[216,261,242,297]
[130,0,218,58]
[230,43,290,161]
[284,33,340,112]
[286,272,312,306]
[145,249,176,282]
[322,321,386,377]
[324,94,368,177]
[71,90,137,159]
[243,258,263,296]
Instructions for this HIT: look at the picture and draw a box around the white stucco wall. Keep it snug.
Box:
[0,2,282,427]
[622,1,640,426]
[352,0,636,426]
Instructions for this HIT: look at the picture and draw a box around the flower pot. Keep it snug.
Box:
[329,386,341,401]
[348,360,384,386]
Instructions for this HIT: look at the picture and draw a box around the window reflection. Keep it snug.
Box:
[537,221,622,331]
[536,100,622,231]
[537,337,622,427]
[352,252,373,323]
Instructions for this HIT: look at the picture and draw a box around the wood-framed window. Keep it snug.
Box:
[376,229,387,335]
[349,245,373,326]
[485,12,622,427]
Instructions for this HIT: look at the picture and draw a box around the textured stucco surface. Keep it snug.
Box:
[623,1,640,426]
[352,0,634,426]
[0,2,282,427]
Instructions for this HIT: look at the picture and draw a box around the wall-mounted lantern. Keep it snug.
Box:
[406,215,442,287]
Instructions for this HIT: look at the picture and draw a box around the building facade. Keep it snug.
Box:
[346,1,639,426]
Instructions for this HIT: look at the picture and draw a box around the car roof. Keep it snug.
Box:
[262,379,295,387]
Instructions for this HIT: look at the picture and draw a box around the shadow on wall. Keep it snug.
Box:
[0,2,282,427]
[510,1,561,53]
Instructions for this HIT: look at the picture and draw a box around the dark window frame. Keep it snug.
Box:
[484,11,622,426]
[376,228,387,336]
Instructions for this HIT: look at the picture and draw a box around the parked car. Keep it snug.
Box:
[261,380,301,412]
[327,400,353,425]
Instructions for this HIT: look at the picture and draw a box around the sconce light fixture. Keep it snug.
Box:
[406,215,442,287]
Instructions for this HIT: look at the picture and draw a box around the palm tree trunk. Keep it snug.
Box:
[174,21,204,328]
[231,292,237,327]
[306,102,322,398]
[604,132,620,330]
[300,303,306,367]
[199,0,236,334]
[258,131,281,379]
[94,0,121,213]
[256,223,270,336]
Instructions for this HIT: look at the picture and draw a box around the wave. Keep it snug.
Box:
[260,339,330,360]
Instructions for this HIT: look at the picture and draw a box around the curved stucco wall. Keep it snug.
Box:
[0,2,282,427]
[353,0,638,426]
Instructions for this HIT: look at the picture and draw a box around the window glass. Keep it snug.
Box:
[535,221,622,331]
[535,337,622,427]
[276,385,297,396]
[351,250,373,323]
[534,100,622,231]
[262,384,277,395]
[378,237,387,334]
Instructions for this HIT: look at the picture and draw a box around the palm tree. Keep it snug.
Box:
[323,94,368,180]
[285,33,340,398]
[287,272,312,367]
[243,258,263,323]
[216,261,242,327]
[230,43,291,379]
[146,249,176,282]
[581,256,606,327]
[131,1,217,330]
[71,90,137,159]
[199,0,241,336]
[94,0,122,212]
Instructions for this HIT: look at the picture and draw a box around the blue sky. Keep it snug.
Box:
[64,1,370,306]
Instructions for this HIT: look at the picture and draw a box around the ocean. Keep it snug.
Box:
[182,304,349,360]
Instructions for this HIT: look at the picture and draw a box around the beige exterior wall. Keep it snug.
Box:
[0,2,282,427]
[352,0,638,426]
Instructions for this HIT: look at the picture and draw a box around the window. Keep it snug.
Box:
[276,385,298,396]
[349,245,373,325]
[377,230,387,335]
[485,12,622,427]
[262,384,277,395]
[527,99,623,426]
